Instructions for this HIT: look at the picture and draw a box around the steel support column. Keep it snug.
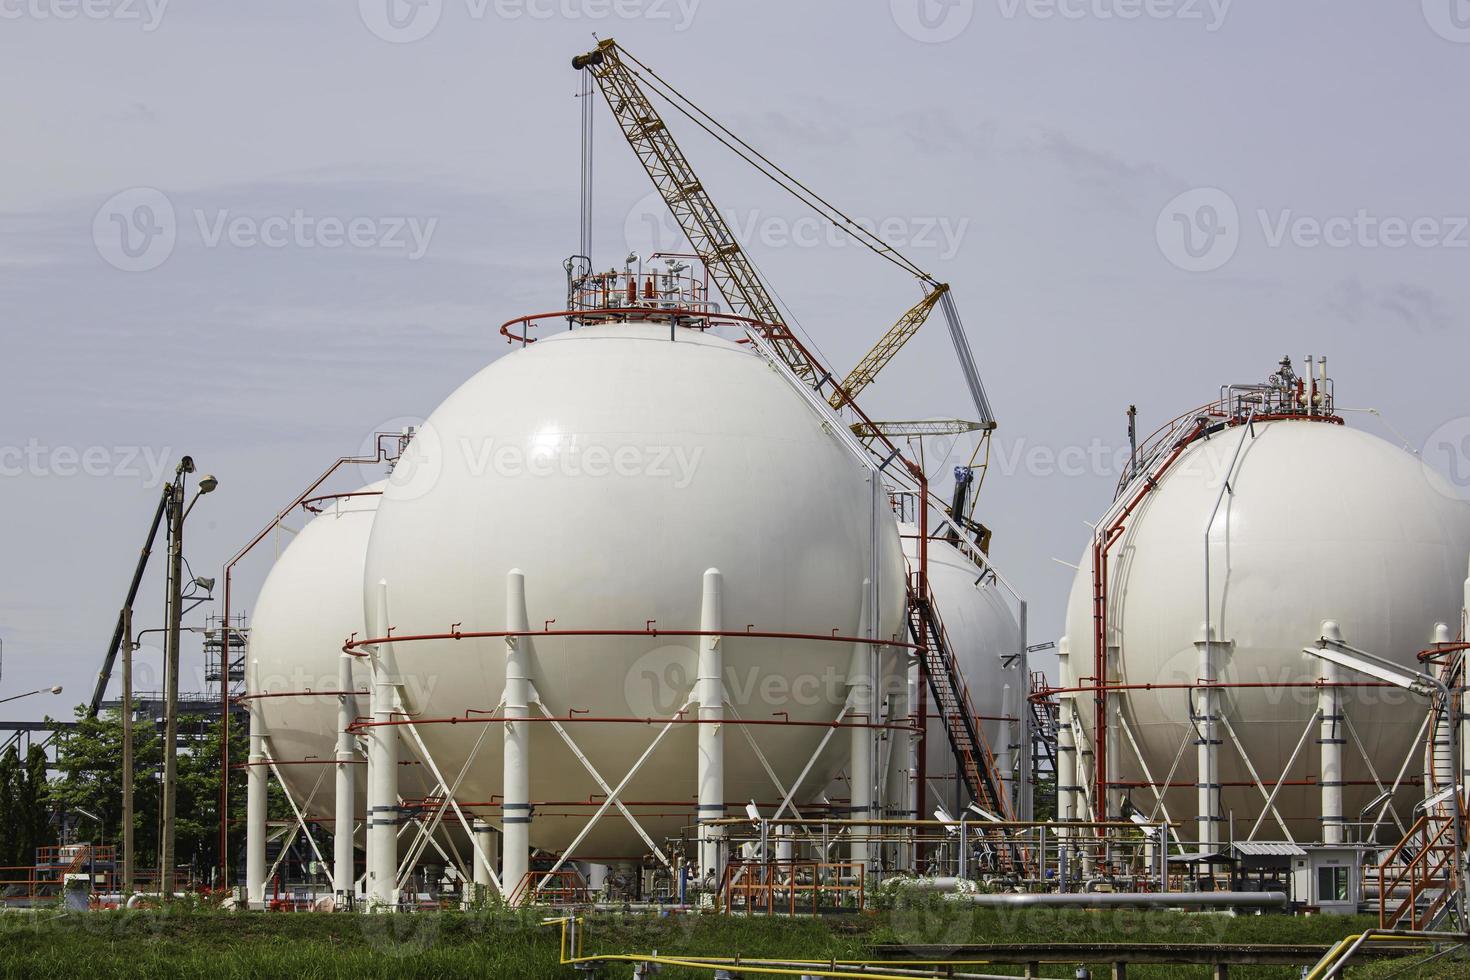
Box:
[334,649,359,901]
[366,580,400,909]
[696,568,726,880]
[503,569,533,903]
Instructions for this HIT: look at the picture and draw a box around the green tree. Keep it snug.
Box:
[0,746,19,867]
[14,744,55,863]
[0,742,54,868]
[47,708,162,867]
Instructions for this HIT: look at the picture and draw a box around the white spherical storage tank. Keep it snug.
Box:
[899,525,1021,810]
[1062,417,1470,843]
[363,320,907,862]
[246,484,440,831]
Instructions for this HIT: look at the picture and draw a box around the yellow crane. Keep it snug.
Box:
[573,39,997,523]
[829,283,948,410]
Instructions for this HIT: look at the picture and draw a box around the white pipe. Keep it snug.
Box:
[1195,624,1222,854]
[472,819,496,893]
[245,658,267,910]
[1055,637,1076,882]
[502,569,533,904]
[1105,642,1123,820]
[1318,620,1345,844]
[996,683,1014,807]
[847,579,874,870]
[365,579,400,909]
[696,568,725,880]
[956,890,1288,909]
[333,648,358,900]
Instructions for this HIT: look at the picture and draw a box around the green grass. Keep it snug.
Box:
[0,904,1440,979]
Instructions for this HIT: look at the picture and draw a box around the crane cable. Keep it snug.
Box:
[616,46,935,286]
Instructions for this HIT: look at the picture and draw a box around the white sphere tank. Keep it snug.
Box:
[1063,419,1470,839]
[899,525,1020,806]
[364,321,907,858]
[247,483,439,824]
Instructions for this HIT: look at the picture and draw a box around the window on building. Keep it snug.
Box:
[1317,865,1349,903]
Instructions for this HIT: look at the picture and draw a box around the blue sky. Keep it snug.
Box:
[2,1,1468,720]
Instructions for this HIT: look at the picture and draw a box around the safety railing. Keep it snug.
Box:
[721,860,865,915]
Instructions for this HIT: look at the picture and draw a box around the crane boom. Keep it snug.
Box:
[573,40,822,391]
[829,283,948,410]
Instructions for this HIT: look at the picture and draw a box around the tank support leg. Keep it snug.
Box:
[696,568,726,882]
[245,659,267,910]
[1194,624,1223,857]
[334,648,359,904]
[366,579,400,909]
[848,579,874,871]
[472,819,497,899]
[1318,621,1346,845]
[1055,637,1077,890]
[503,569,533,904]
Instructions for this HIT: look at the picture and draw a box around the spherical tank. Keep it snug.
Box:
[247,483,439,825]
[900,526,1021,806]
[364,321,907,858]
[1063,419,1470,839]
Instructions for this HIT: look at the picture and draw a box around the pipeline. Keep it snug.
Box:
[951,890,1288,909]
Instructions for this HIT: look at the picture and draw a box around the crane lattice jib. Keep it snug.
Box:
[574,40,820,389]
[829,283,947,409]
[850,418,988,439]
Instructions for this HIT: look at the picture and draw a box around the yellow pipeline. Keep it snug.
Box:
[1302,931,1436,980]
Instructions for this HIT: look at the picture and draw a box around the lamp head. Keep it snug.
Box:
[198,474,219,495]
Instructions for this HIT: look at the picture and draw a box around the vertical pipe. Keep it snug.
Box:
[472,819,496,895]
[1105,642,1123,821]
[365,580,399,909]
[121,606,134,896]
[886,650,913,872]
[245,658,267,909]
[1317,621,1345,844]
[333,649,358,902]
[996,683,1014,809]
[1195,624,1222,855]
[1461,557,1470,802]
[503,569,533,904]
[1018,600,1033,820]
[1055,637,1077,883]
[696,568,726,882]
[848,579,874,871]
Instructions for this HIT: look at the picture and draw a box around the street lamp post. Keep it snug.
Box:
[0,685,63,706]
[158,459,217,899]
[122,607,134,896]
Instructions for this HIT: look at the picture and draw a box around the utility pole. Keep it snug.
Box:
[122,605,134,895]
[160,469,185,897]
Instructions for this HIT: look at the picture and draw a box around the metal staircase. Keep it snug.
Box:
[1029,670,1059,779]
[908,581,1026,873]
[1372,647,1465,930]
